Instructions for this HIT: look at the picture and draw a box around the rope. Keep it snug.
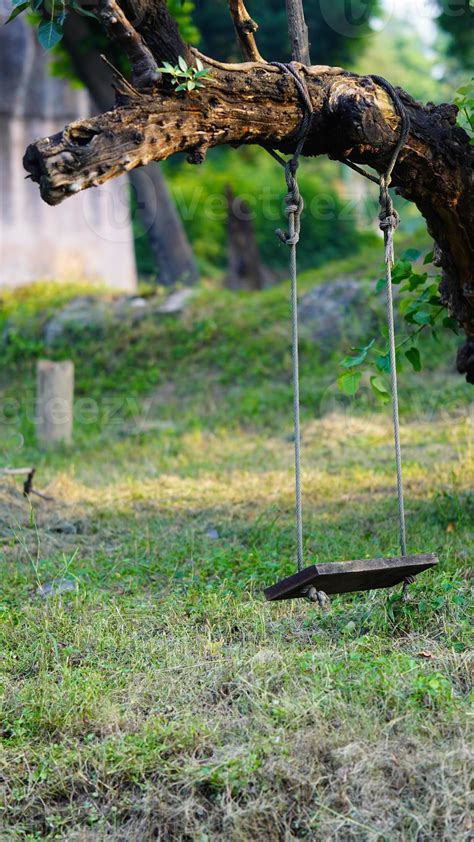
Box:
[268,67,412,595]
[267,61,313,573]
[343,76,412,583]
[342,75,410,188]
[375,79,410,577]
[338,75,412,584]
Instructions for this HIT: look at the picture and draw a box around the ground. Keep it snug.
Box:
[0,250,472,840]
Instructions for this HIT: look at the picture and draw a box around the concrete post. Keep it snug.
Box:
[36,360,74,446]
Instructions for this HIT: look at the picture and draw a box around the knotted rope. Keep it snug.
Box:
[266,62,313,577]
[268,66,412,599]
[344,76,413,594]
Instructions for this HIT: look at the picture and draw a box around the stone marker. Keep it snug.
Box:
[36,360,74,446]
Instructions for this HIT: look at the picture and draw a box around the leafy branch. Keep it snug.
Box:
[5,0,97,49]
[454,78,474,145]
[337,248,458,402]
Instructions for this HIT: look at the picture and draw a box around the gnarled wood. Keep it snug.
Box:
[23,58,473,380]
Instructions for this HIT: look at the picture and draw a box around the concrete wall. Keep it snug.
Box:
[0,17,137,292]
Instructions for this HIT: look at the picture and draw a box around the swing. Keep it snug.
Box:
[263,63,438,603]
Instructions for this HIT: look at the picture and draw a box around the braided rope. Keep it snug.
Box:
[374,79,411,579]
[343,76,412,586]
[268,67,412,595]
[267,62,313,573]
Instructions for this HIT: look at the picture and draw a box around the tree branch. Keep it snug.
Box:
[23,64,473,378]
[285,0,311,65]
[98,0,159,88]
[228,0,264,62]
[117,0,194,66]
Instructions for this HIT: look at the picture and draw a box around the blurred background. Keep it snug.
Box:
[0,0,472,460]
[0,0,472,290]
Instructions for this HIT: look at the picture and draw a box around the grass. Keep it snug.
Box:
[0,258,473,840]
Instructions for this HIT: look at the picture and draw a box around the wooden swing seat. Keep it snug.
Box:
[264,553,438,601]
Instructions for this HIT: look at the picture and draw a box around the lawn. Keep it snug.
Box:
[0,263,472,840]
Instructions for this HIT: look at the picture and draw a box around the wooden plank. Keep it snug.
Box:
[264,553,438,601]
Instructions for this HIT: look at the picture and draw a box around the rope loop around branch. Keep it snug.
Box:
[266,61,313,248]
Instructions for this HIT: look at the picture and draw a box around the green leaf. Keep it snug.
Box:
[340,339,374,369]
[178,55,188,72]
[399,297,415,316]
[337,371,362,396]
[370,376,390,404]
[405,346,422,372]
[195,57,204,72]
[5,0,29,23]
[407,272,428,291]
[38,17,64,49]
[391,259,412,284]
[442,316,459,333]
[412,310,432,325]
[423,250,434,265]
[175,82,187,91]
[403,248,421,261]
[375,353,390,373]
[375,277,386,293]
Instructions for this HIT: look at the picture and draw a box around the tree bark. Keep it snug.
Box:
[224,185,273,290]
[62,14,198,286]
[285,0,311,65]
[23,56,474,380]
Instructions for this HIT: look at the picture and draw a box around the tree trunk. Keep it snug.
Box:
[62,15,198,287]
[23,7,474,380]
[224,185,273,290]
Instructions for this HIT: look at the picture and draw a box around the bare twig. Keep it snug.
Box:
[100,54,142,99]
[228,0,264,62]
[98,0,159,88]
[285,0,311,65]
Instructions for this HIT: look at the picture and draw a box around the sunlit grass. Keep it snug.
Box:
[0,269,472,839]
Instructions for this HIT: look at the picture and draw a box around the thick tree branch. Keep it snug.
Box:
[98,0,159,88]
[23,63,473,378]
[228,0,264,62]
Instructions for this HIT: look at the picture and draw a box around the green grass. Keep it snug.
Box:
[0,260,473,840]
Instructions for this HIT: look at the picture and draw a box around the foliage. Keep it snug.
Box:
[157,56,210,92]
[454,78,474,142]
[145,149,373,278]
[5,0,199,50]
[434,0,474,69]
[0,245,469,466]
[354,16,453,104]
[337,248,459,401]
[6,0,97,47]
